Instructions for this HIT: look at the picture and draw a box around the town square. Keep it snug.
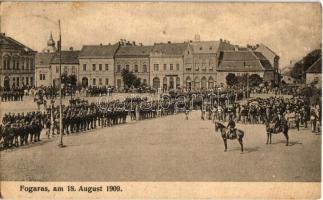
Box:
[0,2,321,185]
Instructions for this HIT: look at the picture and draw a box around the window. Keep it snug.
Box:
[126,65,129,71]
[92,64,96,71]
[134,65,138,72]
[164,64,167,71]
[21,59,24,70]
[99,78,102,85]
[99,64,102,71]
[40,74,46,81]
[26,77,29,85]
[105,78,109,85]
[199,47,203,50]
[64,66,68,73]
[143,79,147,85]
[143,65,147,73]
[56,66,59,73]
[83,64,87,71]
[26,58,29,70]
[117,65,121,72]
[21,77,24,84]
[30,77,33,85]
[176,64,179,71]
[105,64,109,71]
[72,66,76,73]
[93,78,96,85]
[154,64,159,71]
[16,60,19,69]
[170,64,173,71]
[30,59,34,69]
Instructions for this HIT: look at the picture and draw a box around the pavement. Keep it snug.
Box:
[0,110,321,182]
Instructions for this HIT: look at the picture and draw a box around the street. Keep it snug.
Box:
[0,110,320,182]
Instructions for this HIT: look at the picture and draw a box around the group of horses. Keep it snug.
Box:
[214,120,289,153]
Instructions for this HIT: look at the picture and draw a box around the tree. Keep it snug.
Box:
[249,74,263,87]
[121,69,141,89]
[291,49,321,82]
[226,73,237,86]
[236,74,248,87]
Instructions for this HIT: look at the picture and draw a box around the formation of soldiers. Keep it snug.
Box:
[85,86,114,97]
[0,89,25,102]
[0,112,43,149]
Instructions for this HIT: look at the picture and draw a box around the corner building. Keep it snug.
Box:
[0,33,36,89]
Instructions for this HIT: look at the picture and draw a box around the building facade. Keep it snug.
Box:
[306,57,322,88]
[50,49,80,87]
[79,43,120,87]
[183,39,235,89]
[150,42,189,90]
[0,33,36,89]
[217,50,275,84]
[35,52,55,87]
[115,43,152,89]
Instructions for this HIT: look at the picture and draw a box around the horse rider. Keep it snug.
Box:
[226,114,236,139]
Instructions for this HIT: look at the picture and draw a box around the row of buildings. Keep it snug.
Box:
[1,32,281,90]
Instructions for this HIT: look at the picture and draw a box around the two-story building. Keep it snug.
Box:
[0,33,36,89]
[79,43,120,87]
[115,43,152,89]
[184,39,235,89]
[150,42,189,90]
[50,48,80,87]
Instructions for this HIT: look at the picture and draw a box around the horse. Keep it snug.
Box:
[265,120,289,146]
[214,121,244,153]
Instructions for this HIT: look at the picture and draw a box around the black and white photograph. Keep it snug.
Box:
[0,2,321,199]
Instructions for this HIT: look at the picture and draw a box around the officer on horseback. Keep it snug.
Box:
[226,114,236,139]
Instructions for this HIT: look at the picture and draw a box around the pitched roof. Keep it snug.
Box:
[218,51,274,72]
[79,43,119,58]
[151,42,188,56]
[35,52,56,66]
[190,41,220,54]
[0,33,34,52]
[50,50,80,64]
[115,45,153,57]
[306,57,322,73]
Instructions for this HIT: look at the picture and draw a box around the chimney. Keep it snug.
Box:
[168,41,171,44]
[220,38,223,42]
[69,47,73,51]
[140,43,143,46]
[100,43,103,46]
[133,41,136,46]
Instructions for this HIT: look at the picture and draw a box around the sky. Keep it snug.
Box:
[1,2,321,68]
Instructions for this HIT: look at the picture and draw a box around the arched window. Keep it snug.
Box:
[201,76,207,89]
[153,77,160,89]
[208,77,214,89]
[176,77,180,88]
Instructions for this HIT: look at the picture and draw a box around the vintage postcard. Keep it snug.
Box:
[0,2,321,199]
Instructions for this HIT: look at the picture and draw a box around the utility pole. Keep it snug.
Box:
[58,19,65,148]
